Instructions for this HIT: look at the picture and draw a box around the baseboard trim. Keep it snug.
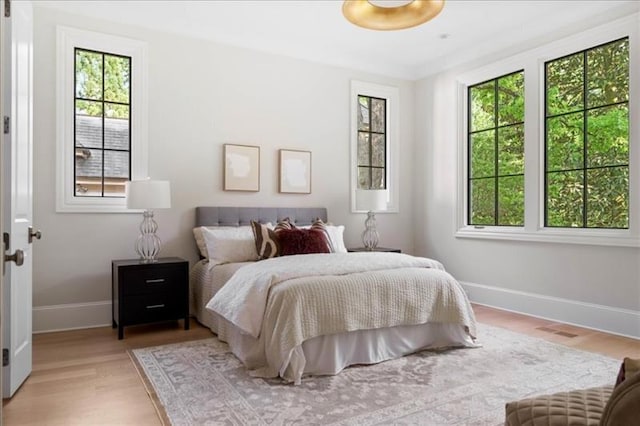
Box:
[33,300,111,333]
[460,281,640,340]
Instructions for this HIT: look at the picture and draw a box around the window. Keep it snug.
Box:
[57,27,148,213]
[456,16,638,246]
[350,81,399,212]
[468,71,525,226]
[74,49,131,198]
[544,38,629,229]
[357,95,386,189]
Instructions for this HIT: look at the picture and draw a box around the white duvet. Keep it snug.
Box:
[206,252,445,338]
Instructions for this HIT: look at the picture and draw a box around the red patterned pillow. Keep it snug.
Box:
[277,229,331,256]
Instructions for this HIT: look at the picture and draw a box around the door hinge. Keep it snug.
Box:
[4,0,10,18]
[3,116,9,134]
[2,348,8,366]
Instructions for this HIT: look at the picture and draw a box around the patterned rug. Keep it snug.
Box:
[130,323,619,425]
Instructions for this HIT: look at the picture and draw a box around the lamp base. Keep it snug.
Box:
[135,210,162,262]
[362,211,379,250]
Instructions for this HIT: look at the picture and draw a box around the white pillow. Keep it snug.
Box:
[326,225,347,253]
[199,226,259,265]
[193,224,273,259]
[193,226,212,258]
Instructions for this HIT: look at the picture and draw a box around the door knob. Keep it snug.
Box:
[4,249,24,266]
[28,227,41,244]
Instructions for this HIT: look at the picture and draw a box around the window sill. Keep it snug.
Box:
[455,226,640,248]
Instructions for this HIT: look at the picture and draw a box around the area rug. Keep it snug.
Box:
[130,323,620,425]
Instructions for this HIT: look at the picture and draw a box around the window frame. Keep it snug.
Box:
[350,80,399,213]
[467,70,525,227]
[543,37,629,230]
[455,15,639,247]
[56,26,148,213]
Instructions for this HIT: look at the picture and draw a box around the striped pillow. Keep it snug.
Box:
[274,217,296,231]
[251,221,280,259]
[309,218,334,252]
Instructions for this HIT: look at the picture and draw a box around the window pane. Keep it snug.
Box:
[358,166,370,189]
[498,72,524,126]
[546,112,583,172]
[105,103,129,119]
[371,168,385,190]
[497,124,523,176]
[546,171,584,227]
[75,50,103,100]
[498,175,524,226]
[587,39,628,108]
[75,101,103,149]
[104,55,130,104]
[358,96,370,131]
[546,53,583,116]
[470,81,494,132]
[587,104,628,167]
[371,98,385,133]
[470,178,495,225]
[357,132,370,166]
[104,117,129,151]
[75,99,103,117]
[470,130,495,178]
[75,148,103,197]
[104,150,129,179]
[586,166,628,228]
[371,134,385,167]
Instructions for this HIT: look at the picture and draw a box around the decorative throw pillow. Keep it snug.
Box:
[299,219,347,253]
[274,217,296,231]
[309,218,334,252]
[277,228,331,256]
[201,226,260,265]
[615,357,640,387]
[251,221,280,259]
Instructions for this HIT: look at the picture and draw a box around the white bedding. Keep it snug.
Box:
[191,253,479,384]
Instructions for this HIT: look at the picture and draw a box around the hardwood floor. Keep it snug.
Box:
[3,306,639,425]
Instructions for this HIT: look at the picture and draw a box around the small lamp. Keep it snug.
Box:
[356,189,387,250]
[126,179,171,263]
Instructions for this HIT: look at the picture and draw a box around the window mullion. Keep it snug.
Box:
[494,79,499,226]
[582,50,588,228]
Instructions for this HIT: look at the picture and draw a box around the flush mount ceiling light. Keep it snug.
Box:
[342,0,445,31]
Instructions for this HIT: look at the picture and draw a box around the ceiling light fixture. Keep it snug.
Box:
[342,0,445,31]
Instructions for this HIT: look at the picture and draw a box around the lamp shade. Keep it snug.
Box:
[356,189,387,212]
[126,179,171,209]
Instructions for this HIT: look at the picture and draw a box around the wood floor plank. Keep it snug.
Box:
[3,308,639,425]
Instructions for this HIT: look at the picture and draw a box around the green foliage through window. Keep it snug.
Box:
[468,71,525,226]
[545,38,629,229]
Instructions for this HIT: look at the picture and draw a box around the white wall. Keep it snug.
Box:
[414,54,640,339]
[32,6,416,331]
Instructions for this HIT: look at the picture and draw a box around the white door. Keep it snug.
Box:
[2,0,33,398]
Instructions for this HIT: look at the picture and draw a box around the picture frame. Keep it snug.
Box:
[279,149,311,194]
[223,144,260,192]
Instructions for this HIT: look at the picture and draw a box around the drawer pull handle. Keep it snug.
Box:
[146,304,165,309]
[146,278,165,284]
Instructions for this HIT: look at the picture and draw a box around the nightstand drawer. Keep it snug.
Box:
[121,267,184,296]
[122,293,184,325]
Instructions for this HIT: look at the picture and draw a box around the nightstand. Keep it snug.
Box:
[347,247,401,253]
[112,257,189,339]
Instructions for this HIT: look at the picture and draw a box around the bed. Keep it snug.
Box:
[190,206,478,384]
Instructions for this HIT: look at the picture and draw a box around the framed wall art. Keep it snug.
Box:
[279,149,311,194]
[224,144,260,191]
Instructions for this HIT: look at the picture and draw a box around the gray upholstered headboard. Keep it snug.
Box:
[195,207,327,228]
